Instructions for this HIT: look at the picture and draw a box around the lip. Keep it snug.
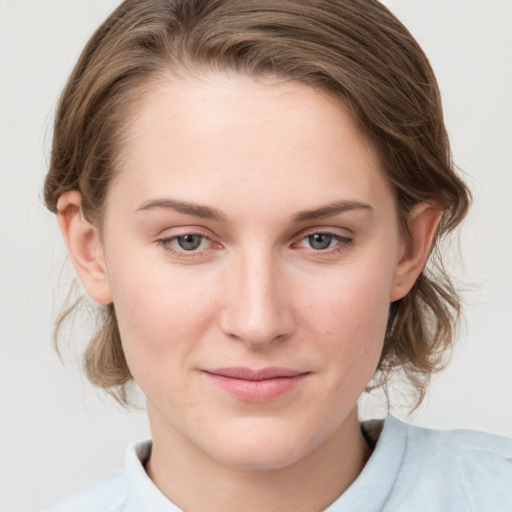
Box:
[203,367,309,402]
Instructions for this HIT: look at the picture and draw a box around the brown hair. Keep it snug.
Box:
[44,0,470,407]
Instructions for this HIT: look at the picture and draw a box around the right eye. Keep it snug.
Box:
[157,233,213,257]
[305,233,337,250]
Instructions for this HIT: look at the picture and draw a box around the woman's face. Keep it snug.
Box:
[99,74,407,469]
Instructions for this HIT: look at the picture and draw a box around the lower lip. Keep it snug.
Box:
[205,373,308,402]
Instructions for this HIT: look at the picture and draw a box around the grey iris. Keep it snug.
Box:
[308,233,333,250]
[177,234,203,251]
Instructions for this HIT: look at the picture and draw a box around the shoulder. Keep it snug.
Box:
[384,416,512,510]
[45,469,129,512]
[45,439,175,512]
[393,416,512,470]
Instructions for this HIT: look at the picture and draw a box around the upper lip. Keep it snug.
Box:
[204,367,307,381]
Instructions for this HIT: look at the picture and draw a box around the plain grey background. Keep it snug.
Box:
[1,1,511,510]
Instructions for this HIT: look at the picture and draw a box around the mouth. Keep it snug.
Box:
[202,367,310,402]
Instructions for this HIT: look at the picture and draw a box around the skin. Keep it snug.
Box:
[57,73,440,511]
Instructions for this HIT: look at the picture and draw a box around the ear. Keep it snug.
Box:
[57,191,113,305]
[390,203,442,302]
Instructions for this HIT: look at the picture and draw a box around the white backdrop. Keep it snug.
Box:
[1,1,511,511]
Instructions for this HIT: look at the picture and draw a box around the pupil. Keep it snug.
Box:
[309,233,332,250]
[177,234,202,250]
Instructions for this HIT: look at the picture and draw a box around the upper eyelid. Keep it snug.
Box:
[293,227,353,242]
[297,224,354,236]
[159,231,211,240]
[156,226,216,242]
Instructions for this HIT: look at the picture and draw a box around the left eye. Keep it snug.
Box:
[175,234,205,251]
[299,232,348,251]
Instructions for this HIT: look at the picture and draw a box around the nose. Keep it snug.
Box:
[218,249,295,348]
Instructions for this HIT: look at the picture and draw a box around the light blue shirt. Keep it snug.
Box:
[47,416,512,511]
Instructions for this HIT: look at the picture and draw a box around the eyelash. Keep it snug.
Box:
[156,230,353,259]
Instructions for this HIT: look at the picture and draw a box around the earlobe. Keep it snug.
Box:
[57,191,113,305]
[390,203,442,302]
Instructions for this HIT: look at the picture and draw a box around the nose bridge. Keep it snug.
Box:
[219,243,294,347]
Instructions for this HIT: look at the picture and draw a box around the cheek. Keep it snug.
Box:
[106,258,219,377]
[302,263,392,378]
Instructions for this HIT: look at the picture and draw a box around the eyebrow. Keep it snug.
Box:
[135,197,372,223]
[136,198,227,222]
[292,200,373,222]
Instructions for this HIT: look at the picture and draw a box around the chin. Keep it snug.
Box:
[215,444,306,471]
[202,419,318,471]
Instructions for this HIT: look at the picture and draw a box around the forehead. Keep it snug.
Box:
[108,73,392,221]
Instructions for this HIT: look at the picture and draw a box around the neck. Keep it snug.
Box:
[146,406,369,512]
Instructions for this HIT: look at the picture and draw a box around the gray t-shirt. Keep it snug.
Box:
[47,415,512,511]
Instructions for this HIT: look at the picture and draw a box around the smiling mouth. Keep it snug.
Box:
[203,367,309,401]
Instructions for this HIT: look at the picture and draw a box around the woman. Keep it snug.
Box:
[44,0,511,510]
